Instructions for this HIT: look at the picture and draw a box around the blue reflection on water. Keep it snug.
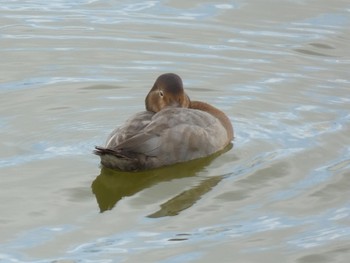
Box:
[3,205,347,262]
[0,77,120,92]
[272,153,350,201]
[0,141,93,168]
[0,225,75,262]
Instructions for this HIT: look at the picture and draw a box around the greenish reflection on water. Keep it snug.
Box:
[92,144,233,216]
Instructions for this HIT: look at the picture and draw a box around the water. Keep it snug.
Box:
[1,0,349,262]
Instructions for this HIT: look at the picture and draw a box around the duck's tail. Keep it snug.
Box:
[94,146,119,156]
[94,146,141,171]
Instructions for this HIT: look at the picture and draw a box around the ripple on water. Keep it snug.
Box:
[1,0,350,262]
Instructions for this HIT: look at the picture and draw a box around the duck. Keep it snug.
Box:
[94,73,234,171]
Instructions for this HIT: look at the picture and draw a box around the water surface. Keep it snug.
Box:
[1,0,350,262]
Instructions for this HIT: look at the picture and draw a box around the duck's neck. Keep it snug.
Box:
[190,100,234,141]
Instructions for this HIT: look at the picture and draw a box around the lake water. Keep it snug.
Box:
[1,0,349,262]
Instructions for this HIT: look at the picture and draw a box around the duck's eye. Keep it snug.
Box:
[159,90,164,97]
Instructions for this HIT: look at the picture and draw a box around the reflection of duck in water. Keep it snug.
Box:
[92,146,232,216]
[94,73,234,171]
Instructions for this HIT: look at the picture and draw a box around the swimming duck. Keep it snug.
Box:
[94,73,233,171]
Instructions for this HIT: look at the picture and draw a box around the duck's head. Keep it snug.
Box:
[145,73,191,112]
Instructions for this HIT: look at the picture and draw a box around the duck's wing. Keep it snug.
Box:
[96,107,228,170]
[110,108,227,165]
[104,111,154,148]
